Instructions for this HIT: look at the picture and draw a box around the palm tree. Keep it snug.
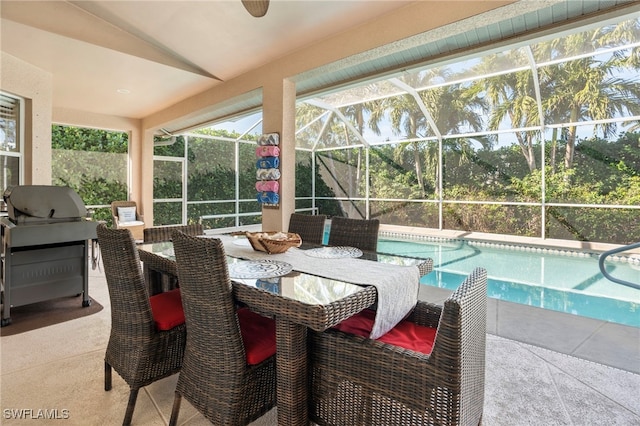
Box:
[478,20,640,174]
[476,50,541,172]
[537,32,640,170]
[381,69,487,197]
[295,103,333,149]
[339,98,384,195]
[385,73,430,196]
[419,80,489,192]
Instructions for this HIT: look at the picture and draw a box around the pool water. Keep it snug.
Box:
[376,236,640,328]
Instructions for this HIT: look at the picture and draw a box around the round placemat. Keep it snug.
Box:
[228,259,293,279]
[304,246,363,259]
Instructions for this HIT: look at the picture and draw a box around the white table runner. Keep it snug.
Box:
[216,234,419,339]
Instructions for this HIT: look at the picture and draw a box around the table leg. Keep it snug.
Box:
[143,265,177,295]
[143,264,161,295]
[276,319,309,426]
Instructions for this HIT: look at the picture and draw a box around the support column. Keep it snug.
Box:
[139,127,154,225]
[261,78,296,232]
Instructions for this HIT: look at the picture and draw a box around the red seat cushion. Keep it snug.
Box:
[149,288,185,330]
[333,309,437,355]
[237,307,277,365]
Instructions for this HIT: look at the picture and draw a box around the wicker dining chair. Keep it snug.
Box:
[143,224,204,295]
[288,212,327,245]
[143,223,204,243]
[309,267,488,426]
[96,223,186,426]
[328,216,380,252]
[168,232,277,426]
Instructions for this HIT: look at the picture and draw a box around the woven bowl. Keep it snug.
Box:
[246,231,302,254]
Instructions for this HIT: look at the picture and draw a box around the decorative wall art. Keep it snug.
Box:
[256,132,280,208]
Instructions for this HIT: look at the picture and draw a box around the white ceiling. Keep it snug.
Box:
[0,0,411,119]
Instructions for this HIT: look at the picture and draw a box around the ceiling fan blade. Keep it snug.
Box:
[241,0,270,18]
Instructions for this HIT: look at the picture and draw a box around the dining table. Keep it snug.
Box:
[137,233,433,426]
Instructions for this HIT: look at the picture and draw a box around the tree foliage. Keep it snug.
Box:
[51,125,128,225]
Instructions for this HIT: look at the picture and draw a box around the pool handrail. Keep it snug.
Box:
[598,242,640,290]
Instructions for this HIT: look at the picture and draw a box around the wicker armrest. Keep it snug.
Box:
[406,300,442,328]
[416,258,434,277]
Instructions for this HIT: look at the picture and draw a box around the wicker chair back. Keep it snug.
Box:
[143,224,204,294]
[168,232,276,426]
[288,213,327,245]
[143,224,204,243]
[328,216,380,252]
[97,223,186,426]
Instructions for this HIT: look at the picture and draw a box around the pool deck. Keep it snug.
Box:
[420,284,640,424]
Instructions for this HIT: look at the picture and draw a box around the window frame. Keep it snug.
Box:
[0,92,24,211]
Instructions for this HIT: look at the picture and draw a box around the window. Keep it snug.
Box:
[51,125,129,225]
[152,120,264,228]
[0,92,23,210]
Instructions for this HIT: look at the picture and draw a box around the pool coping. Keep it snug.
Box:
[379,224,640,264]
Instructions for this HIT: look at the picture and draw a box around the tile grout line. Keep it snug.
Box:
[144,386,169,425]
[542,357,576,426]
[568,320,609,359]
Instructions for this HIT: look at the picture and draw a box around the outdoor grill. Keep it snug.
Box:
[0,185,98,327]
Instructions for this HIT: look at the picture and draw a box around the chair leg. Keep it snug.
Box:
[168,393,182,426]
[104,362,112,391]
[122,388,139,426]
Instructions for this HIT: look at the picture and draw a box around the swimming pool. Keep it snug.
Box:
[376,234,640,328]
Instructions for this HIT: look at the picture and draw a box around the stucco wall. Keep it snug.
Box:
[1,52,52,184]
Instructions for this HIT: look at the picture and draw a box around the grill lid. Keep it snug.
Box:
[3,185,88,224]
